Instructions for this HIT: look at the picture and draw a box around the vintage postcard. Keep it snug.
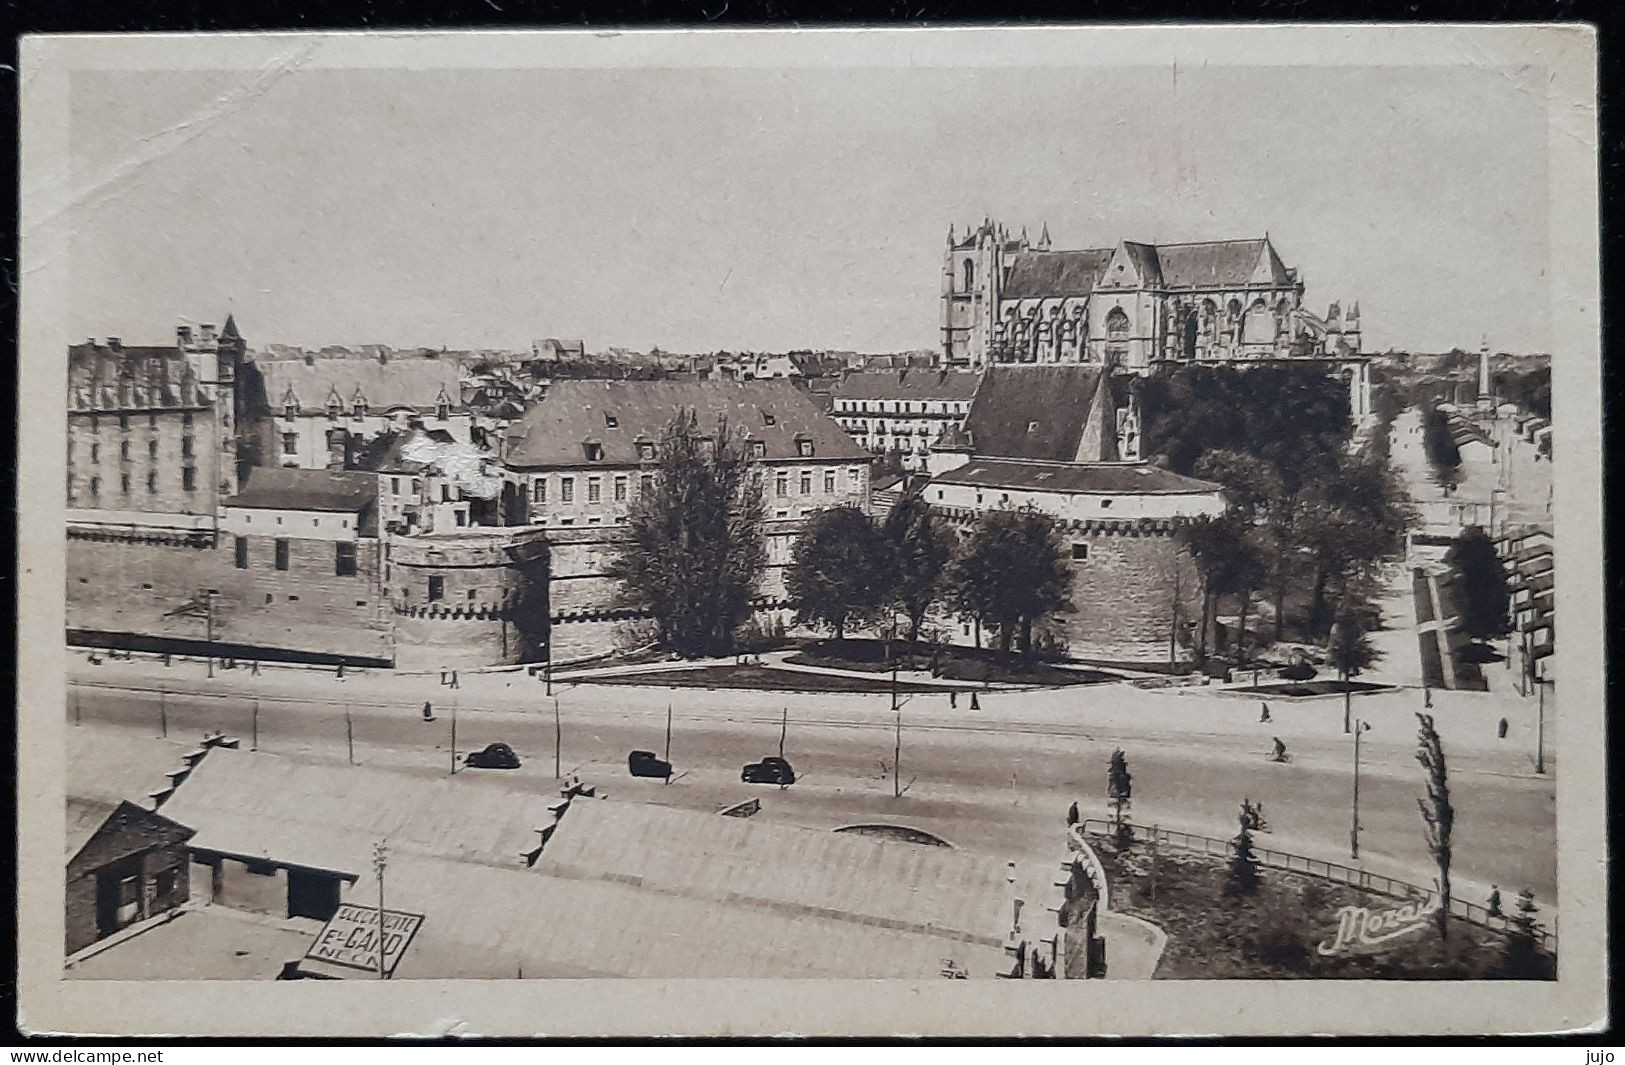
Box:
[15,24,1605,1038]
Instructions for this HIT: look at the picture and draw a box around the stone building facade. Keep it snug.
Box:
[66,801,194,956]
[828,369,981,471]
[940,220,1363,373]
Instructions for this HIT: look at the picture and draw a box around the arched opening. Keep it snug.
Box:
[1242,299,1270,345]
[1182,310,1199,359]
[962,258,975,293]
[1105,307,1131,365]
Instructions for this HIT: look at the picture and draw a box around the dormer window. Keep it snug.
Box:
[584,442,604,462]
[763,412,776,427]
[604,413,618,429]
[1027,421,1040,433]
[327,399,343,421]
[796,437,814,458]
[353,400,368,420]
[284,402,297,421]
[637,441,656,462]
[436,402,450,421]
[750,441,767,459]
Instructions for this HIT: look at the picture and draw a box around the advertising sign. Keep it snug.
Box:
[304,903,424,977]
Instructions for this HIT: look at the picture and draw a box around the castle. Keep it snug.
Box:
[940,219,1363,374]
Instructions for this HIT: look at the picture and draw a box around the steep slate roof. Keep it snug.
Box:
[1155,238,1283,288]
[350,430,431,475]
[829,369,981,402]
[257,356,464,415]
[504,379,867,469]
[224,467,378,517]
[66,732,202,858]
[932,458,1224,496]
[1000,249,1114,299]
[962,366,1123,462]
[67,344,211,412]
[1001,237,1290,298]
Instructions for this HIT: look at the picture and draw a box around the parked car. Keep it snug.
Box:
[464,742,521,770]
[628,749,673,779]
[741,756,795,786]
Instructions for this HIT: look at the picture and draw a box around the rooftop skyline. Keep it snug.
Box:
[65,60,1553,355]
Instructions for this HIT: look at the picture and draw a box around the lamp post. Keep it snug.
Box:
[1535,666,1547,776]
[372,840,389,980]
[1350,718,1371,859]
[204,589,217,679]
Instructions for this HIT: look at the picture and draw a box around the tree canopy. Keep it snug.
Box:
[1445,525,1512,641]
[608,410,766,658]
[786,505,889,639]
[945,507,1073,655]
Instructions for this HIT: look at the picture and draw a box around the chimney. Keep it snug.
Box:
[304,353,316,367]
[107,337,122,351]
[176,325,192,347]
[201,323,218,344]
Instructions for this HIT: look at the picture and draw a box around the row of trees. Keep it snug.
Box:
[609,410,1076,660]
[1138,366,1415,662]
[1420,401,1464,490]
[786,497,1073,656]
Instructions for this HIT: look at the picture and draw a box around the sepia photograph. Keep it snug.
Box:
[15,24,1605,1038]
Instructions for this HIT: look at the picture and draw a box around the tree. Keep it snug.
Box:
[609,411,767,659]
[1107,748,1133,847]
[1226,799,1264,897]
[1502,889,1550,978]
[785,505,888,640]
[1193,449,1284,524]
[1416,712,1455,943]
[1421,403,1463,490]
[945,507,1073,655]
[1294,453,1415,636]
[880,494,955,648]
[1328,607,1382,733]
[1445,526,1512,642]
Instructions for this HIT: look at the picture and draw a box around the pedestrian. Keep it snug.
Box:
[250,659,260,676]
[1487,886,1502,917]
[336,663,345,680]
[1423,685,1433,709]
[969,692,981,712]
[950,690,958,709]
[1259,702,1271,724]
[441,669,448,686]
[1497,717,1509,739]
[450,670,460,690]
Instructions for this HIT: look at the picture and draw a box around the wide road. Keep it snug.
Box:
[68,672,1557,901]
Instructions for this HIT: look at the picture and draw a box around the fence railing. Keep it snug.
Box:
[1079,819,1557,954]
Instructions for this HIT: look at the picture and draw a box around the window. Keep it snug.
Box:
[823,469,836,493]
[587,477,602,503]
[335,542,357,576]
[962,258,975,292]
[412,479,422,495]
[274,539,290,570]
[235,536,249,569]
[455,511,467,527]
[640,474,654,496]
[89,476,101,496]
[282,433,298,456]
[436,402,450,421]
[614,476,627,502]
[763,412,776,427]
[353,401,368,420]
[181,436,194,458]
[797,440,814,457]
[182,412,194,429]
[467,588,477,601]
[533,479,548,503]
[118,441,129,461]
[560,477,575,503]
[328,401,343,421]
[147,414,157,429]
[799,471,812,495]
[584,442,604,462]
[637,442,656,461]
[750,441,766,458]
[604,413,618,428]
[1071,543,1089,561]
[391,477,401,495]
[182,467,197,492]
[148,439,159,459]
[284,402,297,421]
[428,576,445,602]
[89,443,100,463]
[119,414,130,430]
[120,473,131,493]
[1099,499,1113,509]
[146,472,157,494]
[775,472,788,497]
[1105,307,1131,365]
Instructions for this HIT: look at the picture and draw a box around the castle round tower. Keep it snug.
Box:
[386,527,551,670]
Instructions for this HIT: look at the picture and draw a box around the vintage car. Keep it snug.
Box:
[463,742,522,770]
[627,749,674,779]
[740,756,796,786]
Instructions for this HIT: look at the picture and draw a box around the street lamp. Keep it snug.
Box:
[371,840,389,980]
[1350,718,1371,859]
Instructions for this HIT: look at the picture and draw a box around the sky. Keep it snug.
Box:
[65,61,1552,355]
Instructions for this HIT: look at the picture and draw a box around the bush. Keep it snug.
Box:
[1280,661,1317,681]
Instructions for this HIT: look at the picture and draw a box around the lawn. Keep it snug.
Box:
[578,664,959,694]
[1092,841,1553,980]
[783,639,1118,687]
